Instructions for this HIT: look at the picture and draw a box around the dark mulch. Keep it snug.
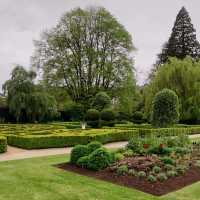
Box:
[56,163,200,196]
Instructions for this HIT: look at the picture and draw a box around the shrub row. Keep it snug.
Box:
[0,136,7,153]
[138,127,200,137]
[7,130,138,149]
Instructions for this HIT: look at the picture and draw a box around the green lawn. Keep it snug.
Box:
[0,155,200,200]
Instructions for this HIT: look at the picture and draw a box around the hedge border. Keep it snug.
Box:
[7,130,138,149]
[0,136,7,153]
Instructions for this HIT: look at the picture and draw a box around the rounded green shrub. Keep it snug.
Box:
[166,170,178,177]
[70,145,89,164]
[132,111,145,124]
[157,173,168,182]
[0,136,7,153]
[116,165,128,176]
[152,166,161,174]
[77,156,89,168]
[87,141,102,153]
[164,164,174,171]
[85,109,100,128]
[151,88,179,127]
[148,175,157,183]
[123,149,134,157]
[93,92,111,111]
[87,148,112,171]
[128,169,136,176]
[137,171,146,179]
[100,108,116,127]
[114,153,124,161]
[161,156,175,165]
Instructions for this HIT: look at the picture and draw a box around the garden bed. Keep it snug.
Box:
[57,162,200,196]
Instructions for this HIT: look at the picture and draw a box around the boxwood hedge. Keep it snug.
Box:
[0,136,7,153]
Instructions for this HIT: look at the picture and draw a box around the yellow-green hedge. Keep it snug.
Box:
[0,136,7,153]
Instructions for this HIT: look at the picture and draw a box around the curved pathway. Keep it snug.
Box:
[0,141,128,162]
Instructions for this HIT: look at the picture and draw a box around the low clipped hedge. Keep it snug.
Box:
[0,136,7,153]
[138,127,200,137]
[7,130,138,149]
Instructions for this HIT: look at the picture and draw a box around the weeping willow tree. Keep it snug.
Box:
[145,57,200,124]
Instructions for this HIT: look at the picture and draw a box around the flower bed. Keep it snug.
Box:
[58,134,200,196]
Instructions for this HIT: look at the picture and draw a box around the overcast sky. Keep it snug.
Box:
[0,0,199,89]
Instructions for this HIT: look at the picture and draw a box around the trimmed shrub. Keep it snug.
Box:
[166,170,178,177]
[161,156,175,165]
[148,175,157,183]
[128,169,136,176]
[137,171,146,179]
[87,141,102,153]
[7,130,138,149]
[132,111,145,124]
[152,166,161,174]
[151,89,179,127]
[0,136,7,153]
[116,165,128,176]
[157,173,168,182]
[93,92,111,111]
[70,145,89,164]
[101,108,116,127]
[87,148,112,171]
[77,156,89,168]
[85,109,100,128]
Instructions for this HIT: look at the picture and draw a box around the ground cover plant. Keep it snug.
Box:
[59,134,200,196]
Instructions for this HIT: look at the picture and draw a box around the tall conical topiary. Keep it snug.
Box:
[157,7,200,65]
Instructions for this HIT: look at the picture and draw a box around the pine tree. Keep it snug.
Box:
[157,7,200,65]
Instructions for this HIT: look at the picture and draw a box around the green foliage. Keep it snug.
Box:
[3,66,58,122]
[93,92,111,111]
[166,170,178,177]
[33,7,135,103]
[77,156,89,168]
[87,141,102,153]
[85,109,100,128]
[164,164,175,171]
[114,153,124,161]
[128,169,136,176]
[156,7,200,65]
[123,149,134,157]
[151,88,179,127]
[176,165,187,174]
[0,136,7,153]
[101,108,116,127]
[157,173,168,182]
[70,145,89,164]
[137,171,146,179]
[146,57,200,124]
[126,137,142,153]
[87,148,112,171]
[132,111,145,124]
[116,165,128,176]
[152,166,161,174]
[147,175,157,183]
[161,156,175,165]
[195,160,200,168]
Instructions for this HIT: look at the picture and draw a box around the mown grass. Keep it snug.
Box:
[0,155,200,200]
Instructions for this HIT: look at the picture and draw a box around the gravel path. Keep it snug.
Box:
[0,141,128,162]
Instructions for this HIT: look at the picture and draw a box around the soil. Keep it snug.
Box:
[57,163,200,196]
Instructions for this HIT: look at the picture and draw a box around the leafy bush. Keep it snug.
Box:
[148,175,157,183]
[100,108,116,127]
[85,109,100,128]
[87,141,102,153]
[114,153,124,161]
[132,111,145,124]
[157,173,168,182]
[164,164,174,171]
[151,89,179,127]
[126,137,142,153]
[123,149,134,157]
[116,165,128,176]
[195,160,200,168]
[77,156,89,168]
[87,148,112,171]
[166,170,178,177]
[93,92,111,111]
[0,136,7,153]
[137,171,146,179]
[148,146,172,155]
[70,145,89,164]
[152,166,161,174]
[161,156,175,165]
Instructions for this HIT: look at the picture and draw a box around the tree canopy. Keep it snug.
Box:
[32,7,135,103]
